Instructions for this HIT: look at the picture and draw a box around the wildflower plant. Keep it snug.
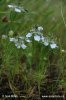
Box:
[1,26,58,83]
[0,1,66,97]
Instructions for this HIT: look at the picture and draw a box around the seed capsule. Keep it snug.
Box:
[2,16,8,22]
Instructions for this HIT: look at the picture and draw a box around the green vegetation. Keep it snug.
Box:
[0,0,66,99]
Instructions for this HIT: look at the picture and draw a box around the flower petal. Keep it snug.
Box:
[15,8,21,13]
[34,35,41,41]
[26,33,32,38]
[21,44,27,49]
[8,4,14,8]
[26,39,31,43]
[50,43,57,49]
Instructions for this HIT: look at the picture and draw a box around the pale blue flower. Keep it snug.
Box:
[14,8,21,13]
[8,4,26,13]
[34,35,41,41]
[8,4,21,13]
[21,44,27,49]
[26,33,32,38]
[50,43,57,49]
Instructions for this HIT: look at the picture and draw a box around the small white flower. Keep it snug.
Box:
[2,35,8,39]
[26,39,31,43]
[8,4,14,8]
[14,8,21,13]
[34,35,41,41]
[50,43,58,49]
[26,33,32,38]
[8,4,21,13]
[9,38,15,42]
[21,44,27,49]
[38,26,43,31]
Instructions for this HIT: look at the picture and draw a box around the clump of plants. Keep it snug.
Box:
[0,2,66,99]
[1,25,59,95]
